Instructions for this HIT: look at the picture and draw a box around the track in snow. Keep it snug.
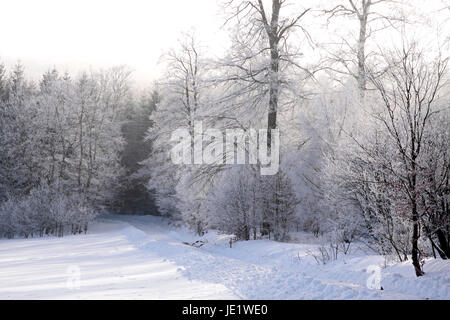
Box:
[0,214,448,299]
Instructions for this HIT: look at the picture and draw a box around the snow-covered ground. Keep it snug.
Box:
[0,214,448,300]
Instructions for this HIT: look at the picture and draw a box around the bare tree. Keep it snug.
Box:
[324,0,404,97]
[221,0,312,142]
[142,32,212,230]
[368,40,448,276]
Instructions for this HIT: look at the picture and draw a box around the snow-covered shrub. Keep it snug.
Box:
[307,243,339,265]
[206,167,260,240]
[418,114,450,259]
[259,172,299,241]
[0,182,96,238]
[322,131,413,261]
[206,166,298,241]
[175,171,210,236]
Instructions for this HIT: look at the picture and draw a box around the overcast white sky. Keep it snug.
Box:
[0,0,228,85]
[0,0,447,87]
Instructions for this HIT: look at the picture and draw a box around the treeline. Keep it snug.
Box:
[0,63,157,238]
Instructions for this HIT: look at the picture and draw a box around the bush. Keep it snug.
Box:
[206,167,298,241]
[0,182,97,238]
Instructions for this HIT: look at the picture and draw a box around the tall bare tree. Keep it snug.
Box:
[142,32,211,229]
[368,40,448,276]
[222,0,312,144]
[325,0,404,97]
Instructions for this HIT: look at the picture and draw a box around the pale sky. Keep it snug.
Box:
[0,0,447,87]
[0,0,228,85]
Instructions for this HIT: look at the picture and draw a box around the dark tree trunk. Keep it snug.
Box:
[436,229,450,259]
[411,205,424,276]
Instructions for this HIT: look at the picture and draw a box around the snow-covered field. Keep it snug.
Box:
[0,214,448,300]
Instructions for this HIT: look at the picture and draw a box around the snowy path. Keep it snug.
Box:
[0,217,235,299]
[0,214,448,299]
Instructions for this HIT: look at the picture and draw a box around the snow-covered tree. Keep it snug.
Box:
[141,32,213,228]
[368,39,448,276]
[0,65,131,238]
